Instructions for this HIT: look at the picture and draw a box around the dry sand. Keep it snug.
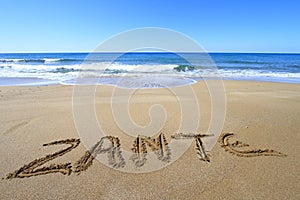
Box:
[0,81,299,199]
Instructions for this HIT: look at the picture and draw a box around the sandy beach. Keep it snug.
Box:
[0,80,299,199]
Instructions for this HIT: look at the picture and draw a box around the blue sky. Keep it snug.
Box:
[0,0,299,53]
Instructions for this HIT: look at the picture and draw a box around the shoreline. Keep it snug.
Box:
[0,76,299,87]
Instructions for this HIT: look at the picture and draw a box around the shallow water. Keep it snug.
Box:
[1,52,300,87]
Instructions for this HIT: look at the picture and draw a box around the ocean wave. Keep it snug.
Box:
[0,63,82,71]
[53,58,81,62]
[44,58,61,63]
[53,67,81,73]
[1,62,300,85]
[172,65,212,72]
[1,62,300,75]
[0,59,24,63]
[223,60,270,64]
[0,58,81,63]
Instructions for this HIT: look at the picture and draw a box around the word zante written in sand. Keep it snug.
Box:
[6,132,286,179]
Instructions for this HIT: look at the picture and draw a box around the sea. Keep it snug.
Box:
[1,52,300,88]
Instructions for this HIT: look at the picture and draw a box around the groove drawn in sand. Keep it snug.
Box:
[131,133,171,167]
[2,121,30,135]
[131,136,147,167]
[6,138,80,179]
[172,133,213,162]
[195,137,210,162]
[73,136,125,174]
[6,132,287,179]
[218,133,287,157]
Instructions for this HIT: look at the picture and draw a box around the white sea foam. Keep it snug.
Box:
[107,63,176,72]
[1,62,300,86]
[44,58,61,63]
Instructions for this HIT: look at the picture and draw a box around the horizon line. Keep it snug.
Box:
[0,51,300,54]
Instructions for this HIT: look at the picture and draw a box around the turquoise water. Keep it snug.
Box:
[0,53,300,87]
